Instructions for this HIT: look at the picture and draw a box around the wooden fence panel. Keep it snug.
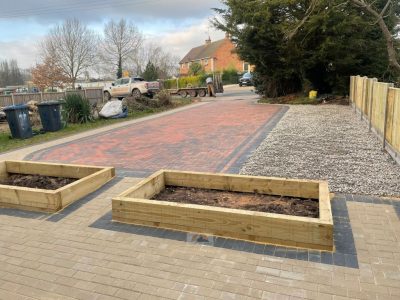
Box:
[371,82,390,135]
[363,78,375,116]
[65,90,85,98]
[386,88,400,151]
[13,93,42,105]
[386,88,395,144]
[349,76,355,102]
[42,92,65,101]
[0,88,103,108]
[85,88,104,105]
[355,76,364,108]
[351,76,399,162]
[0,96,13,107]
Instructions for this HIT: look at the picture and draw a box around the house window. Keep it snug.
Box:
[204,59,208,66]
[243,63,249,72]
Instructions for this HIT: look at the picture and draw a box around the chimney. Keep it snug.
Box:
[205,37,211,45]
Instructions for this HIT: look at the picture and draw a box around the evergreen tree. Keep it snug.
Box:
[189,62,204,76]
[214,0,399,97]
[142,61,158,81]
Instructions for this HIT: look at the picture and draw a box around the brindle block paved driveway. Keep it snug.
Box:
[28,99,285,176]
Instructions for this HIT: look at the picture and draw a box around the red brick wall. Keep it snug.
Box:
[180,63,190,76]
[179,38,247,75]
[213,39,245,72]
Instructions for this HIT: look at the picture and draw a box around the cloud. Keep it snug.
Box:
[0,0,226,71]
[0,0,224,24]
[149,19,225,59]
[0,40,40,69]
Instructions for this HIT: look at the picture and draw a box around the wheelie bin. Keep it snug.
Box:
[37,100,66,132]
[3,104,33,139]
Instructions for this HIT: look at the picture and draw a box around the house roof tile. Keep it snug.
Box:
[179,39,226,64]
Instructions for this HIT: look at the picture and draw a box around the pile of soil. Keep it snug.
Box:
[152,186,319,218]
[0,173,77,190]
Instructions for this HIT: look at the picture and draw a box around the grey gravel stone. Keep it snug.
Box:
[240,105,400,197]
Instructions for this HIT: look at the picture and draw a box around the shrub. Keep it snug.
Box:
[222,68,239,84]
[156,90,172,106]
[125,96,158,112]
[126,98,149,112]
[64,93,92,123]
[189,62,204,76]
[162,74,212,90]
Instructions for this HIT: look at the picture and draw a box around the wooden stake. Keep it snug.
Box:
[369,79,377,132]
[383,83,394,150]
[361,77,367,120]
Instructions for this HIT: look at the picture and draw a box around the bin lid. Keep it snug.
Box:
[37,100,62,106]
[3,104,29,111]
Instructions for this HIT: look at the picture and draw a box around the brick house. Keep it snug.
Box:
[179,35,250,76]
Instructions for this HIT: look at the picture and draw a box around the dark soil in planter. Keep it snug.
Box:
[152,186,319,218]
[0,174,77,190]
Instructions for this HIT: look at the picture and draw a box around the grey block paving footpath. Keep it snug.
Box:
[0,100,399,299]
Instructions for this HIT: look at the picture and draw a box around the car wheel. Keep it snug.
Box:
[239,83,242,87]
[104,91,111,101]
[132,89,141,100]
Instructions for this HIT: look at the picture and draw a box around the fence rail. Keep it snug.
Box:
[350,75,400,164]
[0,88,104,108]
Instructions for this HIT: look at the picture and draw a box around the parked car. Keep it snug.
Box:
[239,73,253,87]
[103,77,160,100]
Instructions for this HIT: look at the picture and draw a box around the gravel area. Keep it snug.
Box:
[240,105,400,197]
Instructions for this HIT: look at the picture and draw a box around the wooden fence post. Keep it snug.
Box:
[11,94,15,106]
[40,92,43,103]
[368,78,377,132]
[361,77,367,120]
[382,83,394,150]
[354,76,359,113]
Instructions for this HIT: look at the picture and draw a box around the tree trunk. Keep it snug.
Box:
[350,0,400,73]
[117,56,123,79]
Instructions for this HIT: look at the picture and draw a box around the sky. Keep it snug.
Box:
[0,0,226,70]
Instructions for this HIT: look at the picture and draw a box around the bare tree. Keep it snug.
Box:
[101,19,143,79]
[0,59,24,87]
[41,19,97,88]
[349,0,400,73]
[132,42,180,79]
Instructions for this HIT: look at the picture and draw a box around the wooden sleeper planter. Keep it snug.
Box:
[0,160,115,212]
[112,170,333,251]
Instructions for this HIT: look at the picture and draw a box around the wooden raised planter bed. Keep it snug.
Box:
[0,160,115,212]
[112,170,333,251]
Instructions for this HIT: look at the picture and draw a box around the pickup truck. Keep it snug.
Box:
[103,77,159,100]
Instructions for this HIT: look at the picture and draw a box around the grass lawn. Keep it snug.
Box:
[0,98,192,154]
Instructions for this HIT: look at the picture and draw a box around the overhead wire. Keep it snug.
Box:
[0,0,162,18]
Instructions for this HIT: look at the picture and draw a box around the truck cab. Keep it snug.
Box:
[104,77,159,100]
